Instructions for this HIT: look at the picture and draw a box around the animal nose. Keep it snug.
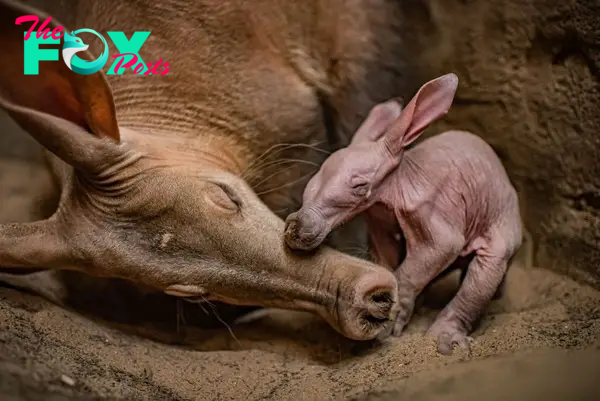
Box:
[284,210,324,250]
[340,269,398,340]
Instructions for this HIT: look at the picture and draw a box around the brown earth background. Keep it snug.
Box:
[1,0,599,400]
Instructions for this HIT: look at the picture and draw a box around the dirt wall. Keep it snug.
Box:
[398,0,600,288]
[1,1,600,400]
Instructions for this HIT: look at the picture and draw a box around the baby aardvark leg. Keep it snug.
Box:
[427,241,510,355]
[459,261,506,300]
[364,226,401,271]
[392,237,464,337]
[364,207,403,271]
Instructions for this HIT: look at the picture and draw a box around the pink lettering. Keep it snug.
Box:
[150,58,163,75]
[160,62,170,75]
[15,15,39,41]
[50,26,64,40]
[35,16,52,39]
[143,62,154,75]
[15,15,64,41]
[112,53,139,74]
[133,62,144,75]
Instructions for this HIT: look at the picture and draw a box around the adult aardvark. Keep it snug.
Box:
[0,0,410,340]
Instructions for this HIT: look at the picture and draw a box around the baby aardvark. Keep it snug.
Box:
[284,73,522,355]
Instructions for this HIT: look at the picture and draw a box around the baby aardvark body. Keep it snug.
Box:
[284,73,523,355]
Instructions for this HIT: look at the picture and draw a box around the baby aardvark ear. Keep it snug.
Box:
[350,98,403,145]
[383,73,458,154]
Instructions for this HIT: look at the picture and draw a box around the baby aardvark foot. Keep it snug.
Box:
[391,286,416,336]
[427,320,474,356]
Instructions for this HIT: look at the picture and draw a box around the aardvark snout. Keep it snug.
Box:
[338,268,399,341]
[284,209,327,250]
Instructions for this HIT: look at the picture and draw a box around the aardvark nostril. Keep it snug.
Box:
[284,212,298,231]
[334,266,398,341]
[362,289,395,325]
[284,217,305,243]
[354,270,398,327]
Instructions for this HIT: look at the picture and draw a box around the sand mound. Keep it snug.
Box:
[1,259,599,400]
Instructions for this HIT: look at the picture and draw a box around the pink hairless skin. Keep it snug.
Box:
[284,73,523,355]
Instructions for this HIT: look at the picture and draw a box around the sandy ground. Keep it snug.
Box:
[1,113,600,400]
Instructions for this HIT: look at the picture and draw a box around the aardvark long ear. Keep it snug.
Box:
[0,0,120,173]
[383,73,458,154]
[350,99,403,145]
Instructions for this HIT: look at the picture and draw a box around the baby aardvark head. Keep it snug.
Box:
[285,73,459,251]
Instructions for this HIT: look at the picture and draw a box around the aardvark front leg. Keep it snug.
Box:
[364,206,403,271]
[364,225,401,272]
[392,235,464,337]
[427,242,509,355]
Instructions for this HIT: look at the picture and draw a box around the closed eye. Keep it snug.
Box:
[213,182,243,209]
[350,181,370,197]
[350,174,368,188]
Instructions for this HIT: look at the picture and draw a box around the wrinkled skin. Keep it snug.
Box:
[285,74,523,353]
[0,0,407,341]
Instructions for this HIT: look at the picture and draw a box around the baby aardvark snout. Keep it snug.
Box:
[284,209,327,250]
[337,268,399,341]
